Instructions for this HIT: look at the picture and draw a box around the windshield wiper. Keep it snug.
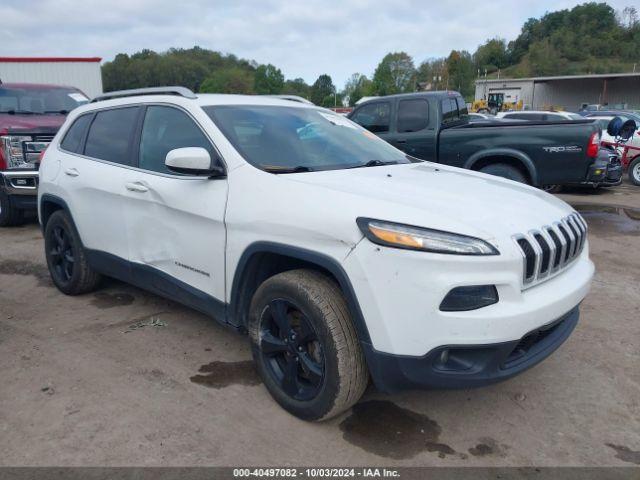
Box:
[348,159,400,169]
[262,165,313,174]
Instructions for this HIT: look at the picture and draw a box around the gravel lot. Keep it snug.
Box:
[0,181,638,467]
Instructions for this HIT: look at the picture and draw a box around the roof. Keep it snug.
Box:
[0,57,102,63]
[475,72,640,85]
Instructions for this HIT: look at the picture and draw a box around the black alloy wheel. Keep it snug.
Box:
[258,298,325,401]
[49,225,75,284]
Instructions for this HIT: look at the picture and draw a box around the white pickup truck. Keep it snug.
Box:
[38,87,594,421]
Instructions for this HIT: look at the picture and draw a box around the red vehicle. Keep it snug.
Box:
[0,82,88,226]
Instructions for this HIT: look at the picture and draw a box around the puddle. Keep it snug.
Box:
[0,259,52,287]
[573,204,640,236]
[606,443,640,465]
[190,360,261,389]
[339,400,451,460]
[91,291,135,309]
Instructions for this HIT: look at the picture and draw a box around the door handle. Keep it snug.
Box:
[125,182,149,193]
[64,168,79,177]
[396,139,407,144]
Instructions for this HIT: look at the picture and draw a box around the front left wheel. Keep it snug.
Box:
[248,270,368,421]
[44,210,102,295]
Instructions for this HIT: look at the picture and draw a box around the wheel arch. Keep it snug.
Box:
[229,242,372,345]
[39,194,76,232]
[465,149,538,185]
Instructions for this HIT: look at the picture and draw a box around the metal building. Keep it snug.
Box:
[475,73,640,111]
[0,57,103,99]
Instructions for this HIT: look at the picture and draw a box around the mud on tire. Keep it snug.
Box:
[44,210,102,295]
[248,269,368,421]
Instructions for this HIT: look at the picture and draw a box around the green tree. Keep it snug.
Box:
[199,67,255,94]
[342,73,371,106]
[253,64,285,94]
[371,52,416,96]
[310,74,335,105]
[447,50,475,98]
[416,58,448,90]
[283,78,310,98]
[474,38,508,72]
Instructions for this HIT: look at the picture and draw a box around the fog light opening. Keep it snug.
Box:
[439,285,499,312]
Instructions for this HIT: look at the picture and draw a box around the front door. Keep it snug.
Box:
[122,105,228,316]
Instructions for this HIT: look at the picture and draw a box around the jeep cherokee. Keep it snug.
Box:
[38,87,594,421]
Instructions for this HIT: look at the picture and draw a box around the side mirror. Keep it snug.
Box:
[165,147,225,177]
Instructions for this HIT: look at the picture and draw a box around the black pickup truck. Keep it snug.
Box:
[347,91,619,188]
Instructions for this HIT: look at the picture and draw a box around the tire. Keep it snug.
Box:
[0,190,24,227]
[479,163,528,184]
[629,157,640,186]
[248,269,368,421]
[44,210,102,295]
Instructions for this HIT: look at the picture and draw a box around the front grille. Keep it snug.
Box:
[513,213,587,288]
[32,134,55,143]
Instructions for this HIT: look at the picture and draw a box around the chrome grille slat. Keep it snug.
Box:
[513,213,587,289]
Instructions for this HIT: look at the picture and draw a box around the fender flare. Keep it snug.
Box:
[464,148,538,185]
[39,194,74,232]
[229,241,372,345]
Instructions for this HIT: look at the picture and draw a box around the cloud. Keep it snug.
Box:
[0,0,633,87]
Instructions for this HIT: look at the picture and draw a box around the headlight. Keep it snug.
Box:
[356,218,499,255]
[1,135,33,169]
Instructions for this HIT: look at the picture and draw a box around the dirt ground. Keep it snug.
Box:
[0,181,639,467]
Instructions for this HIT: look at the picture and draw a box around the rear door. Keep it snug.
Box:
[121,104,228,307]
[58,106,141,264]
[390,98,436,161]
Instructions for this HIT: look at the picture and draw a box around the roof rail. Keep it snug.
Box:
[91,86,197,103]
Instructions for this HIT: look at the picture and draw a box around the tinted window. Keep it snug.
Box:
[456,96,469,118]
[139,106,214,174]
[441,98,458,123]
[60,114,92,153]
[204,105,408,172]
[397,100,429,132]
[351,102,391,133]
[84,107,139,164]
[545,114,564,121]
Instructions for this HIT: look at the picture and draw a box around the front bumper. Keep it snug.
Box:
[363,306,579,392]
[0,171,39,210]
[1,170,39,196]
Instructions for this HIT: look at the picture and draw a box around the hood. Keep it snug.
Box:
[0,113,66,133]
[285,162,575,244]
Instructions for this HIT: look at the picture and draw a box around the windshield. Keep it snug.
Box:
[567,113,584,120]
[203,105,410,172]
[0,86,89,114]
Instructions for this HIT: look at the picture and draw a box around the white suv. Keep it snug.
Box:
[38,87,594,421]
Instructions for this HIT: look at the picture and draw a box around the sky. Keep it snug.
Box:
[0,0,634,87]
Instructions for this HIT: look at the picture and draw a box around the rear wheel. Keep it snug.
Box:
[44,210,102,295]
[629,157,640,186]
[0,191,24,227]
[248,270,368,421]
[479,163,528,184]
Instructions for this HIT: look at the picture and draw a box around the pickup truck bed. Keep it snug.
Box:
[348,91,615,188]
